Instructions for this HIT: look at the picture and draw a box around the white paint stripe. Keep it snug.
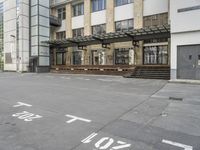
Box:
[162,139,193,150]
[81,132,98,143]
[65,114,91,124]
[13,102,32,108]
[84,79,90,81]
[97,79,113,82]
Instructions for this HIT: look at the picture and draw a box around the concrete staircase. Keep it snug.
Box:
[124,65,170,80]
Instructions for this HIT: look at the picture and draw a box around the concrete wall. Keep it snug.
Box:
[91,10,106,26]
[170,0,200,33]
[143,0,168,16]
[72,15,84,29]
[114,3,134,21]
[170,0,200,80]
[4,0,30,72]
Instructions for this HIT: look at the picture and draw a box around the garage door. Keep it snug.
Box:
[177,45,200,80]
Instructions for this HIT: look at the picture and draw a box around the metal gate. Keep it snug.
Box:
[177,45,200,80]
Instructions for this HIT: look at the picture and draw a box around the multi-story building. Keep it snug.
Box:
[3,0,50,72]
[50,0,170,68]
[1,0,200,80]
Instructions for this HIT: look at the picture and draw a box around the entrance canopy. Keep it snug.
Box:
[44,25,170,48]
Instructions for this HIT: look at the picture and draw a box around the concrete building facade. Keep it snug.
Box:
[50,0,170,68]
[0,0,199,80]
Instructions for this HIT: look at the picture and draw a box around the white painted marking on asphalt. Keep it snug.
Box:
[12,111,42,122]
[65,114,91,124]
[61,76,71,79]
[162,139,193,150]
[84,79,90,81]
[81,132,98,143]
[82,133,132,150]
[13,102,32,107]
[97,79,113,82]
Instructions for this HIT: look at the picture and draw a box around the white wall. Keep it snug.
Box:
[72,15,84,29]
[91,10,106,26]
[170,0,200,80]
[143,0,168,16]
[170,0,200,33]
[114,3,134,21]
[4,0,30,72]
[171,31,200,70]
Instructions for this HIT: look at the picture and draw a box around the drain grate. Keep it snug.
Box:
[169,97,183,101]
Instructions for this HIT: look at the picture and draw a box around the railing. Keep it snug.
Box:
[51,65,136,76]
[50,15,62,26]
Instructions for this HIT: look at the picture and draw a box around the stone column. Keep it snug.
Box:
[134,0,144,65]
[84,0,92,65]
[106,0,115,65]
[66,3,72,65]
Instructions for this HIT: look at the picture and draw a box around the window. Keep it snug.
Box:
[92,24,106,35]
[58,7,66,20]
[56,52,66,65]
[72,28,84,37]
[115,19,133,32]
[56,31,66,40]
[92,0,106,12]
[73,3,84,17]
[115,0,133,7]
[143,13,168,27]
[115,48,130,65]
[144,46,168,65]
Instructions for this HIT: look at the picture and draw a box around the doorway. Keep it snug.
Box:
[177,45,200,80]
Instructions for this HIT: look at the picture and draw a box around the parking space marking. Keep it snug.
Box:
[81,132,131,150]
[162,139,193,150]
[65,114,91,124]
[13,102,32,108]
[12,111,43,122]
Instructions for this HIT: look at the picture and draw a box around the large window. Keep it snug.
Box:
[144,46,168,65]
[92,24,106,35]
[115,19,133,32]
[92,0,106,12]
[72,28,84,37]
[56,31,66,40]
[115,48,130,65]
[115,0,133,7]
[143,13,168,27]
[73,3,84,16]
[56,52,66,65]
[58,7,66,20]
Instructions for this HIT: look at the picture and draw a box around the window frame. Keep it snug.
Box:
[92,0,106,13]
[115,0,134,7]
[115,19,134,32]
[72,3,84,17]
[92,24,106,35]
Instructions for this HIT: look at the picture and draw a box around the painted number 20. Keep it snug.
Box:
[12,111,42,122]
[82,133,131,150]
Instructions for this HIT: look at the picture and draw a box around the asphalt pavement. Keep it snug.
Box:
[0,72,199,150]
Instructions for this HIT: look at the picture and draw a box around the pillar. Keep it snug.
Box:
[106,0,115,65]
[134,0,144,65]
[84,0,92,65]
[66,3,72,65]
